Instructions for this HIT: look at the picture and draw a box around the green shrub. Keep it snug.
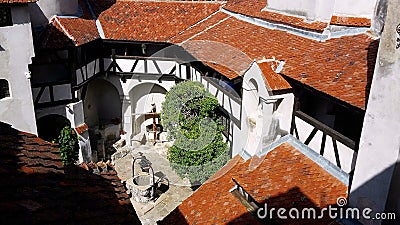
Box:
[58,125,79,166]
[161,81,229,185]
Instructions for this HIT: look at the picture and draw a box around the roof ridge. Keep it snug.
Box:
[167,9,223,43]
[259,135,350,185]
[180,13,231,45]
[50,16,77,46]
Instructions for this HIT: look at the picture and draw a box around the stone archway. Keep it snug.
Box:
[37,114,71,142]
[83,78,122,128]
[83,78,122,161]
[128,83,167,142]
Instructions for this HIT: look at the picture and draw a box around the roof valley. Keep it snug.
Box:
[167,8,223,43]
[179,13,232,45]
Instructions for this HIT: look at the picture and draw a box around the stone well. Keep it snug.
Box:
[126,173,154,203]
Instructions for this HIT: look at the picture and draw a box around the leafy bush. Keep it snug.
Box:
[58,125,79,166]
[161,81,229,185]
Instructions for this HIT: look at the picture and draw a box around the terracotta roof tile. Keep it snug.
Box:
[38,0,101,49]
[75,123,89,135]
[39,16,99,49]
[160,140,348,225]
[330,15,371,27]
[223,0,329,32]
[0,121,141,225]
[37,0,378,109]
[182,39,253,79]
[258,61,292,92]
[99,1,223,42]
[185,16,378,109]
[169,11,230,43]
[55,17,100,46]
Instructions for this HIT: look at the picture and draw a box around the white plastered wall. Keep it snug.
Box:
[0,5,37,134]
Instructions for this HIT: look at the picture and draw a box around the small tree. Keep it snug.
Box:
[58,125,79,166]
[161,81,229,185]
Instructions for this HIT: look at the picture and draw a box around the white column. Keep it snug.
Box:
[350,1,400,224]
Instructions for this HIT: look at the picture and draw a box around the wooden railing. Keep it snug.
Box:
[291,111,358,173]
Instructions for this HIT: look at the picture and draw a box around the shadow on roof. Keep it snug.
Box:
[227,187,340,225]
[88,0,116,19]
[365,39,379,109]
[0,122,141,225]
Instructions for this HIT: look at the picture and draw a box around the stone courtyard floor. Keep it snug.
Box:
[112,143,194,225]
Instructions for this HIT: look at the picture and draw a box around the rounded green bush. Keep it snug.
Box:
[161,81,229,185]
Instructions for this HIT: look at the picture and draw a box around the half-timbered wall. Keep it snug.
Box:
[292,112,357,173]
[98,54,178,145]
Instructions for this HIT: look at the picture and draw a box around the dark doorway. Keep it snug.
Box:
[37,114,71,142]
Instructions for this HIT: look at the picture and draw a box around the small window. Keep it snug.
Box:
[0,79,10,99]
[0,6,12,27]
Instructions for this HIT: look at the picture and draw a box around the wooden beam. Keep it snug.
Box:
[152,60,162,74]
[294,111,356,150]
[49,85,54,102]
[168,65,176,75]
[320,133,327,155]
[31,80,71,88]
[114,55,185,63]
[34,86,46,104]
[130,59,139,73]
[332,138,342,168]
[304,128,318,145]
[35,99,75,109]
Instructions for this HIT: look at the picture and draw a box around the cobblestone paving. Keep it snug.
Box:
[113,143,193,225]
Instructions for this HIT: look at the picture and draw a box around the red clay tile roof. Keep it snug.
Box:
[182,16,378,109]
[330,15,372,27]
[0,121,141,224]
[40,16,99,48]
[38,0,100,48]
[38,20,76,49]
[37,0,378,109]
[169,11,230,43]
[0,0,36,3]
[39,0,222,48]
[98,1,223,42]
[223,0,329,33]
[182,38,253,79]
[160,141,348,225]
[55,17,100,45]
[75,123,89,135]
[258,61,292,92]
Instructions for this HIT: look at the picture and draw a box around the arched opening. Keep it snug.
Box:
[248,78,259,100]
[129,83,167,142]
[246,78,260,114]
[83,78,122,161]
[242,78,263,155]
[84,79,122,128]
[37,114,71,142]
